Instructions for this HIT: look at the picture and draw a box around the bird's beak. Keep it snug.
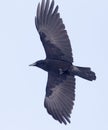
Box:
[29,62,37,66]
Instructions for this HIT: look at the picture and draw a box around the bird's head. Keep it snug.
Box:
[29,60,47,71]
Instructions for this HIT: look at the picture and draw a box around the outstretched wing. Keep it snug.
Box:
[44,72,75,124]
[35,0,73,63]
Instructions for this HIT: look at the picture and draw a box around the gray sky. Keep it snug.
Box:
[0,0,108,129]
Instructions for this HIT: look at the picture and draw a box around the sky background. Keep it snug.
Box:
[0,0,108,129]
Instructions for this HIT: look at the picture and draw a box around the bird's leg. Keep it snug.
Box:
[59,68,64,75]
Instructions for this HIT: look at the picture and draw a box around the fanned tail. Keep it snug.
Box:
[72,66,96,81]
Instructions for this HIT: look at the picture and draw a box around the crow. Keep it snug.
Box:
[30,0,96,125]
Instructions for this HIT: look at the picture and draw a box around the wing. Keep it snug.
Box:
[44,72,75,124]
[35,0,73,63]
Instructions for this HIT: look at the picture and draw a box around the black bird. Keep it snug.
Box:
[30,0,96,125]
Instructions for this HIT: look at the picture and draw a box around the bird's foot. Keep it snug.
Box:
[59,68,64,75]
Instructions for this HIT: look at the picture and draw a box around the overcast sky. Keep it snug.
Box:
[0,0,108,130]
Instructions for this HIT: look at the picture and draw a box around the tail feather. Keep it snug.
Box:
[72,66,96,81]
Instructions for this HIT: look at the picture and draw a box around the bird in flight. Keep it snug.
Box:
[30,0,96,125]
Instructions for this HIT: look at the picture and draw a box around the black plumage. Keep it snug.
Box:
[30,0,96,125]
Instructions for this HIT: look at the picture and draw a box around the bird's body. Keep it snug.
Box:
[30,0,96,125]
[35,59,71,73]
